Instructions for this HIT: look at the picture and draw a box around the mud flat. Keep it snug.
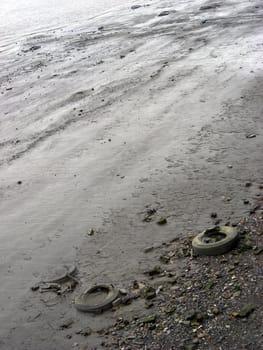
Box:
[0,0,262,349]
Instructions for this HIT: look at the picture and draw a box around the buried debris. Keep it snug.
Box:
[31,265,78,294]
[246,134,256,139]
[192,226,239,256]
[158,10,170,17]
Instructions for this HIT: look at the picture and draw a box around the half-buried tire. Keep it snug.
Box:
[74,284,119,313]
[192,226,239,256]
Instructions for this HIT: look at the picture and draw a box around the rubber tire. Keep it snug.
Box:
[192,226,238,256]
[74,284,119,313]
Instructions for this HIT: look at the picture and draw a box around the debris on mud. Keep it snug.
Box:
[131,5,141,10]
[31,265,78,294]
[99,208,263,349]
[246,134,256,139]
[158,11,170,17]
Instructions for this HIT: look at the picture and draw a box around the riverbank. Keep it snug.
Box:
[0,0,262,349]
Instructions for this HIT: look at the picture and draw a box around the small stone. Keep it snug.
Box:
[142,286,156,299]
[88,228,95,236]
[222,291,233,299]
[145,300,154,309]
[185,310,197,321]
[254,247,263,255]
[147,265,162,276]
[227,164,233,168]
[141,315,157,324]
[238,304,254,318]
[245,182,252,187]
[120,55,125,59]
[157,217,167,225]
[212,307,220,315]
[80,327,92,336]
[98,26,104,30]
[60,319,74,329]
[210,212,217,218]
[246,134,256,139]
[159,254,170,264]
[243,199,250,205]
[17,181,22,185]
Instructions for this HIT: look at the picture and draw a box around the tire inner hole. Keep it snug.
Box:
[202,229,226,244]
[84,287,109,304]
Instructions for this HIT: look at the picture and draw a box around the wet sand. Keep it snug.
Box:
[0,0,263,349]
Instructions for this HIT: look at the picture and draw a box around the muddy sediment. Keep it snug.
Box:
[0,0,263,349]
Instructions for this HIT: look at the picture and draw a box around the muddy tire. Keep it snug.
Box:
[192,226,238,256]
[74,284,119,313]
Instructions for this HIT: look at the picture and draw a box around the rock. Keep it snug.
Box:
[243,199,250,205]
[60,319,74,329]
[212,307,220,315]
[238,304,254,318]
[243,239,253,250]
[79,327,92,336]
[17,181,22,185]
[145,300,154,309]
[185,310,197,321]
[120,55,125,59]
[141,315,157,324]
[254,247,263,255]
[210,212,217,218]
[246,134,256,139]
[88,228,94,236]
[245,182,252,187]
[157,217,167,225]
[232,311,239,317]
[98,26,104,30]
[159,254,170,264]
[146,265,162,276]
[158,10,170,16]
[206,280,216,289]
[142,286,156,300]
[249,205,260,215]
